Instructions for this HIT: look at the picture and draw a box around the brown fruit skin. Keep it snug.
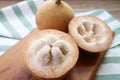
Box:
[36,0,74,33]
[23,29,79,79]
[69,16,114,53]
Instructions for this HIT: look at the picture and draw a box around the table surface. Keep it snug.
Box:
[0,0,120,21]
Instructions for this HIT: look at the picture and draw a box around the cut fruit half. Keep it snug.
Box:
[69,16,114,53]
[23,29,79,79]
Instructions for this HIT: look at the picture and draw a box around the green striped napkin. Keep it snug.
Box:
[0,0,120,80]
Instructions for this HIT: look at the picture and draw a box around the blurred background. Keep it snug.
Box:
[0,0,120,21]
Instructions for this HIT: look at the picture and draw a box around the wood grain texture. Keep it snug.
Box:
[0,28,106,80]
[63,0,120,21]
[0,0,21,8]
[0,0,118,80]
[0,0,120,21]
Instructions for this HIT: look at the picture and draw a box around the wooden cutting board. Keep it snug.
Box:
[0,28,106,80]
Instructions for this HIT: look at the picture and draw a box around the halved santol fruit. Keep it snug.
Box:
[23,29,79,79]
[69,16,114,53]
[36,0,74,32]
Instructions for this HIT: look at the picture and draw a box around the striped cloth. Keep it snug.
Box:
[0,0,120,80]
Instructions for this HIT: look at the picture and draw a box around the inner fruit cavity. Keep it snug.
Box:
[30,35,68,67]
[77,21,105,44]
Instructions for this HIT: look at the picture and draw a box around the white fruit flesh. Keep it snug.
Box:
[29,35,69,70]
[77,21,106,44]
[69,16,113,52]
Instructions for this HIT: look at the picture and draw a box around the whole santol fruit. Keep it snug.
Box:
[36,0,74,32]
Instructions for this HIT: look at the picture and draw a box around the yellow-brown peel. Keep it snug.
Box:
[36,0,74,32]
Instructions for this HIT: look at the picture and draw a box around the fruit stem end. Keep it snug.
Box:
[56,0,61,5]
